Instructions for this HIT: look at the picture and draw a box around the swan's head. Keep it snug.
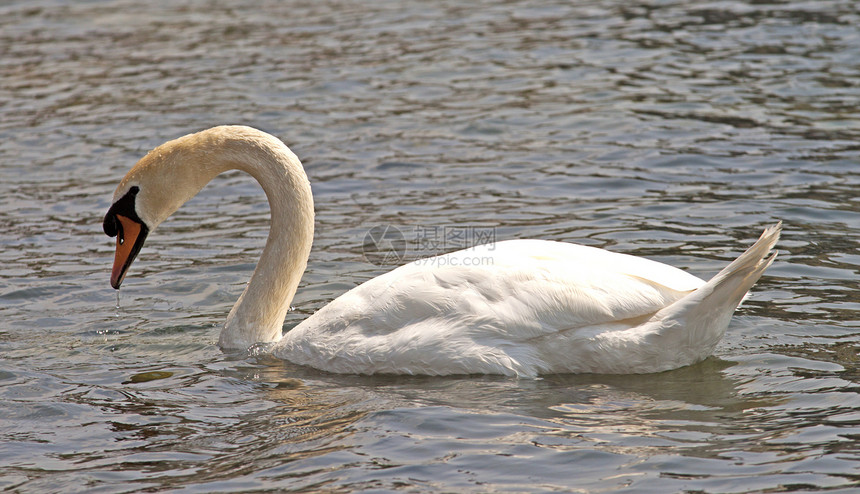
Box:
[103,184,150,289]
[103,128,227,289]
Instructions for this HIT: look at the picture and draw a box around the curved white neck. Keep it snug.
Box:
[171,129,315,349]
[116,126,314,348]
[113,126,314,350]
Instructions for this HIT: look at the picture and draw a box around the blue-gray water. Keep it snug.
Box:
[1,0,859,492]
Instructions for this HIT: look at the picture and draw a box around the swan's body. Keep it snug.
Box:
[104,125,780,377]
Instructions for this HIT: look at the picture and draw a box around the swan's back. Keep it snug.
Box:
[275,239,707,376]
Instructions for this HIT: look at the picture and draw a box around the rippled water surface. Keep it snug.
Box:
[2,0,859,492]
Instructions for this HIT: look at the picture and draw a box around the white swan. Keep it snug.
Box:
[104,125,780,377]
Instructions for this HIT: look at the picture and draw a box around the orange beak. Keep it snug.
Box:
[110,214,148,289]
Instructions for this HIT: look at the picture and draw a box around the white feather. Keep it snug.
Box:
[276,226,780,377]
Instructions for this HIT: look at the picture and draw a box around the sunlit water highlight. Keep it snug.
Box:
[1,0,858,492]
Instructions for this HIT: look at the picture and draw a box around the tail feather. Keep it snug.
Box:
[706,221,781,301]
[652,222,781,357]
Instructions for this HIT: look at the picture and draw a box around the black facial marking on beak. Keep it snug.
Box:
[104,186,141,237]
[104,186,149,289]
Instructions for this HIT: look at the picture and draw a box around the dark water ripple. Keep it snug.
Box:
[1,0,859,492]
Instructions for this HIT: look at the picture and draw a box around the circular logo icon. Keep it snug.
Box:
[362,225,406,266]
